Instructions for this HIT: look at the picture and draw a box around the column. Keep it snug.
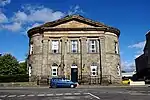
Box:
[41,39,49,77]
[49,39,51,53]
[80,37,87,79]
[59,37,67,77]
[98,36,106,80]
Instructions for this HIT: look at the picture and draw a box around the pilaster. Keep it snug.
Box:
[41,39,49,76]
[99,36,107,76]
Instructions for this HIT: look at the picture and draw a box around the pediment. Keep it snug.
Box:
[42,15,108,28]
[54,20,95,28]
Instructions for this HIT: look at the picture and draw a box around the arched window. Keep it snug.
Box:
[51,63,58,77]
[90,62,97,76]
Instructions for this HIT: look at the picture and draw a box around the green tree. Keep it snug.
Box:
[19,60,27,74]
[0,54,20,75]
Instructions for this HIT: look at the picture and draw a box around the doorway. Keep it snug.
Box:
[71,66,78,82]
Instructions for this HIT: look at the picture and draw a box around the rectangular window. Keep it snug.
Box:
[115,42,119,54]
[52,66,58,77]
[89,40,97,53]
[71,40,78,53]
[52,40,59,53]
[90,66,97,76]
[30,44,33,55]
[117,65,120,76]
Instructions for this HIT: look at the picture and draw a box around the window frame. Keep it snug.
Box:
[90,65,97,76]
[89,40,97,53]
[115,42,119,54]
[71,40,78,53]
[117,65,121,76]
[29,44,33,55]
[52,40,59,53]
[51,66,58,77]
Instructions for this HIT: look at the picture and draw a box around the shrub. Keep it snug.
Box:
[0,74,29,82]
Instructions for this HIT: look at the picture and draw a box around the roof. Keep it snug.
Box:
[27,14,120,37]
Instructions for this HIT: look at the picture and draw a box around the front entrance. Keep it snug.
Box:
[71,66,78,82]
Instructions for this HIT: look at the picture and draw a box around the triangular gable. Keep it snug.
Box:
[54,20,95,28]
[42,15,108,28]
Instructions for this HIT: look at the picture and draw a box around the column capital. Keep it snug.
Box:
[41,39,49,43]
[80,37,87,41]
[98,36,105,40]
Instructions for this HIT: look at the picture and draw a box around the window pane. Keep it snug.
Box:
[92,45,95,49]
[92,72,96,75]
[53,73,56,75]
[53,50,57,53]
[72,50,77,53]
[92,50,95,52]
[92,68,96,71]
[53,69,56,71]
[91,40,95,44]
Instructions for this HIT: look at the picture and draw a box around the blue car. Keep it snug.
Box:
[50,78,77,88]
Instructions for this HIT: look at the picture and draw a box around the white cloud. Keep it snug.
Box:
[12,5,65,23]
[128,41,146,58]
[0,12,8,23]
[27,8,64,22]
[0,0,11,6]
[68,5,84,15]
[128,41,146,49]
[1,4,84,33]
[13,11,28,22]
[2,22,22,31]
[1,5,65,32]
[121,60,135,71]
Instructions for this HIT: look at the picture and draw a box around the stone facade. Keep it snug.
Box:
[27,15,121,84]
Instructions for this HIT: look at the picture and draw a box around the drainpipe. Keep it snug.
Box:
[98,39,102,84]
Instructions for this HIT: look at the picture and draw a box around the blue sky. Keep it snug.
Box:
[0,0,149,71]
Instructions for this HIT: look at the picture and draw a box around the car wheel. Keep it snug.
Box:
[52,84,57,88]
[70,84,74,88]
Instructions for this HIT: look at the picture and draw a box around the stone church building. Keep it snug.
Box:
[27,15,121,84]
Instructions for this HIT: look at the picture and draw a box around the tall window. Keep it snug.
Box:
[90,65,97,76]
[71,40,78,53]
[117,65,120,76]
[89,40,97,53]
[115,42,119,54]
[28,65,32,77]
[52,66,58,77]
[30,44,33,55]
[52,40,59,53]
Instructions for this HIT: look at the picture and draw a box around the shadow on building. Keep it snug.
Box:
[135,31,150,83]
